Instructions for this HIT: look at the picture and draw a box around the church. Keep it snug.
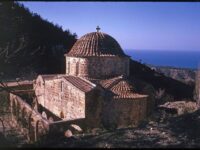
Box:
[34,26,149,129]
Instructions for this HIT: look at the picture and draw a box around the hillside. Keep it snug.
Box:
[148,65,196,85]
[0,2,194,101]
[27,106,200,148]
[129,60,194,100]
[0,2,197,148]
[0,2,77,80]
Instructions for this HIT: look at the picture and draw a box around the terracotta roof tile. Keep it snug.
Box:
[66,32,128,57]
[98,76,148,99]
[111,80,134,92]
[63,76,95,93]
[99,76,123,89]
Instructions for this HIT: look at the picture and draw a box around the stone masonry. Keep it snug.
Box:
[11,28,151,142]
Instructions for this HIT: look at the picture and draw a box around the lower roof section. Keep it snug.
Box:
[38,74,148,99]
[93,75,148,99]
[38,74,96,93]
[62,76,96,93]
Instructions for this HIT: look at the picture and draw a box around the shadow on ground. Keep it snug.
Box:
[31,109,200,148]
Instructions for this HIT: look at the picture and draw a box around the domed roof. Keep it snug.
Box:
[66,31,127,57]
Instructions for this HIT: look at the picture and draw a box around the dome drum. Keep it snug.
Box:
[65,31,130,79]
[66,56,129,79]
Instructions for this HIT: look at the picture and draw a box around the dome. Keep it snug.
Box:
[66,31,127,57]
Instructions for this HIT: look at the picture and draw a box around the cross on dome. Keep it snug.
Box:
[96,26,100,32]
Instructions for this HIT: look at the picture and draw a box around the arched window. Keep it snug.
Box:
[67,62,70,74]
[76,62,79,76]
[60,111,64,119]
[42,111,47,119]
[48,117,54,123]
[38,81,41,87]
[61,81,64,92]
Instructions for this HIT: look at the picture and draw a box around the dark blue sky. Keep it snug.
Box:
[21,2,200,51]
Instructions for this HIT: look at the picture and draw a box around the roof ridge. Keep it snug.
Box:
[106,76,123,89]
[62,75,95,93]
[39,74,66,81]
[111,78,134,92]
[78,76,96,87]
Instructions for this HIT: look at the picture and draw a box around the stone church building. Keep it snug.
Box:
[34,27,149,129]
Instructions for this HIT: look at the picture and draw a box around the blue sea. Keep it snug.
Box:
[125,50,200,69]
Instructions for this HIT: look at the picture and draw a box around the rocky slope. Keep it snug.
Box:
[0,90,198,148]
[27,103,200,148]
[0,2,197,148]
[129,60,194,100]
[149,65,196,85]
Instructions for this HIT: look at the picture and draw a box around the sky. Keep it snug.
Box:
[20,2,200,51]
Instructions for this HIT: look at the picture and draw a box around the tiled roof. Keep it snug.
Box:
[111,82,146,99]
[99,76,123,89]
[66,32,128,57]
[111,80,134,92]
[99,76,148,99]
[63,76,96,93]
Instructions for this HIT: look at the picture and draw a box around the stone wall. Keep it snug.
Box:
[34,76,45,106]
[61,79,86,120]
[85,88,105,128]
[34,75,107,128]
[66,56,129,79]
[10,93,49,142]
[35,78,86,121]
[102,97,147,129]
[10,92,88,142]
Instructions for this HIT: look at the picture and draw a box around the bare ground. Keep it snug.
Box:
[1,101,200,148]
[35,108,200,148]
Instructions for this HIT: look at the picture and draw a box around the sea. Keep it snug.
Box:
[125,50,200,70]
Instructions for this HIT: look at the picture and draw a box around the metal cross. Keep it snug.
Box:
[96,26,100,32]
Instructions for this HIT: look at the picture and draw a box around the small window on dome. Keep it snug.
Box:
[60,111,64,118]
[61,81,64,92]
[38,81,41,87]
[76,62,79,76]
[67,62,70,74]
